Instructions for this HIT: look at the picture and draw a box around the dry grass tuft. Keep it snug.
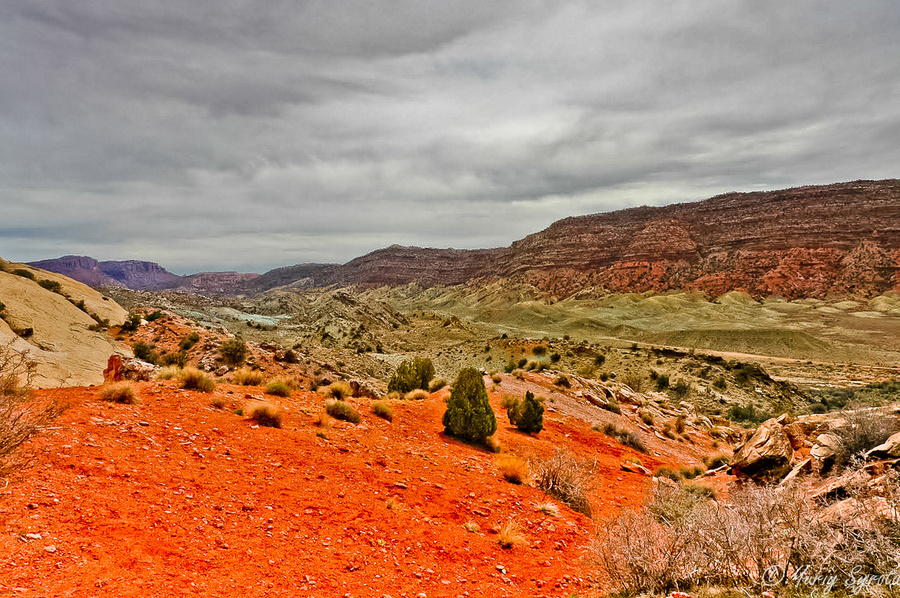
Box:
[462,521,480,533]
[496,519,526,549]
[428,378,447,392]
[250,403,282,428]
[264,381,291,397]
[232,368,264,386]
[179,367,216,393]
[535,501,560,517]
[101,382,136,404]
[155,366,182,380]
[403,388,428,401]
[325,399,361,424]
[495,454,529,485]
[371,401,393,422]
[322,381,353,400]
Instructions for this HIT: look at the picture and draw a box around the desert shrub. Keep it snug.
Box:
[120,313,142,332]
[502,395,521,426]
[233,368,264,386]
[622,372,644,393]
[576,365,595,378]
[491,373,503,384]
[834,409,900,470]
[654,374,670,391]
[495,454,529,484]
[589,479,896,597]
[485,435,502,453]
[516,391,544,434]
[388,357,435,394]
[158,351,188,368]
[0,301,5,312]
[497,519,526,549]
[601,399,622,415]
[600,422,647,453]
[511,368,525,380]
[155,366,181,380]
[428,377,447,392]
[639,409,655,426]
[144,311,164,322]
[322,381,353,400]
[554,374,571,388]
[654,466,683,481]
[179,332,201,352]
[524,359,543,372]
[713,376,727,390]
[218,338,248,366]
[11,269,34,280]
[670,379,690,399]
[462,521,480,533]
[372,401,393,422]
[38,279,62,294]
[535,501,559,517]
[594,354,606,366]
[674,415,686,434]
[265,381,291,397]
[179,367,216,393]
[727,403,772,425]
[550,352,561,363]
[325,399,361,424]
[531,450,595,517]
[0,344,61,477]
[101,382,136,404]
[442,367,496,444]
[250,403,282,428]
[132,342,158,364]
[210,396,226,409]
[532,345,547,356]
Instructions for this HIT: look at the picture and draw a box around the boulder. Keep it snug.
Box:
[120,357,156,381]
[731,417,794,480]
[866,431,900,460]
[779,457,812,486]
[349,380,380,400]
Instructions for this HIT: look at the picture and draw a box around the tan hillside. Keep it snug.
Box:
[0,259,128,387]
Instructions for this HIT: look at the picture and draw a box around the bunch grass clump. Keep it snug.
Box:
[325,399,361,424]
[233,368,264,386]
[265,381,291,398]
[372,401,393,422]
[179,367,216,393]
[495,454,529,484]
[250,403,282,428]
[101,382,136,404]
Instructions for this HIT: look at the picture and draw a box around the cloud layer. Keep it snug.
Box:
[2,1,898,273]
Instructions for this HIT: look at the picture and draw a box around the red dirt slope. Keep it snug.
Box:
[0,382,695,597]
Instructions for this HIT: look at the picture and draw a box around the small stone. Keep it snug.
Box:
[394,482,407,490]
[24,533,42,540]
[43,545,57,553]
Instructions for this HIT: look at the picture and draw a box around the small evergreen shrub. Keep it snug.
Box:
[179,332,201,352]
[388,357,435,394]
[11,269,34,280]
[132,342,159,364]
[442,367,496,444]
[219,338,248,366]
[38,279,62,294]
[516,391,544,434]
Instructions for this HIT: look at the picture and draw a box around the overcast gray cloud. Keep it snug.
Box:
[1,0,898,273]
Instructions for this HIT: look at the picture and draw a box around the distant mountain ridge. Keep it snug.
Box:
[29,256,258,294]
[30,179,900,299]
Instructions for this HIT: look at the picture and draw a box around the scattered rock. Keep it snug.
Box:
[866,431,900,460]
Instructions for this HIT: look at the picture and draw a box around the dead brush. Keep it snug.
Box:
[531,449,596,517]
[0,344,62,477]
[495,454,529,484]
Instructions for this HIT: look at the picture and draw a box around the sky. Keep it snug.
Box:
[1,1,899,274]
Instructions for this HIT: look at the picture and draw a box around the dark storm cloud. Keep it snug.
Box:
[1,1,898,273]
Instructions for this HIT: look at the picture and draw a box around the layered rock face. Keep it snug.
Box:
[326,179,900,299]
[30,256,181,290]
